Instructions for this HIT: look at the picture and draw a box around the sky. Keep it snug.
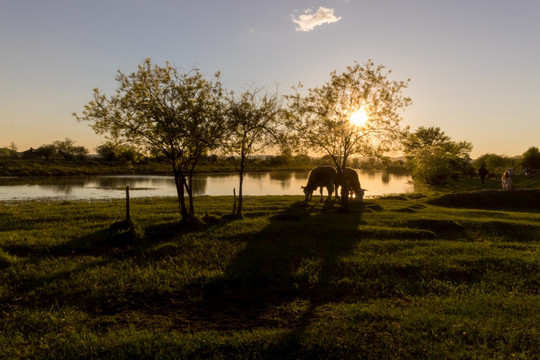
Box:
[1,0,539,158]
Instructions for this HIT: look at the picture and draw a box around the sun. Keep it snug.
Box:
[349,108,369,127]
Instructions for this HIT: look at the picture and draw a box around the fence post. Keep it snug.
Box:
[125,186,131,222]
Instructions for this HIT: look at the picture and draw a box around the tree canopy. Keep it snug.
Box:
[520,147,540,170]
[472,153,515,173]
[286,60,411,171]
[403,126,473,184]
[53,138,88,161]
[286,60,411,207]
[74,58,228,220]
[224,87,282,217]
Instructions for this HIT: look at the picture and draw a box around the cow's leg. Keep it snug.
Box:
[319,186,324,202]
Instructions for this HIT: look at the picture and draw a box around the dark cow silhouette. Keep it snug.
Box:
[301,166,337,202]
[336,167,366,202]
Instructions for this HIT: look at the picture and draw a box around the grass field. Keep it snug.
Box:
[1,176,539,359]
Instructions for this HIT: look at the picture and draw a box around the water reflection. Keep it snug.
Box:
[268,172,292,189]
[381,171,390,184]
[0,170,413,201]
[191,177,208,196]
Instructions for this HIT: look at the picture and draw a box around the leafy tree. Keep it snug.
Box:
[35,144,57,161]
[224,88,282,217]
[96,141,143,162]
[472,153,514,174]
[53,138,88,160]
[74,58,228,221]
[403,126,472,184]
[286,60,411,208]
[292,153,311,167]
[520,147,540,170]
[95,142,119,161]
[9,142,18,157]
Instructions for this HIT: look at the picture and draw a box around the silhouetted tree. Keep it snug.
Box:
[520,147,540,170]
[9,142,18,158]
[53,138,88,160]
[224,87,282,217]
[75,58,228,221]
[96,141,143,162]
[286,60,411,209]
[36,144,57,161]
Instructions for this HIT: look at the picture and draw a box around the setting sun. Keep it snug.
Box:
[349,108,369,127]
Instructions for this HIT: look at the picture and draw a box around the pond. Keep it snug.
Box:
[0,171,413,201]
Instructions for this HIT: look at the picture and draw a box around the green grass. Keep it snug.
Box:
[1,178,539,359]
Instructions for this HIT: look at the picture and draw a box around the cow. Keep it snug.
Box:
[336,167,366,202]
[501,168,513,191]
[301,166,337,202]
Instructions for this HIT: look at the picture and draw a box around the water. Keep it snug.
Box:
[0,171,413,201]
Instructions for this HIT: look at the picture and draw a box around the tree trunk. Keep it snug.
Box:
[186,174,195,217]
[237,169,244,217]
[236,154,247,217]
[173,165,189,220]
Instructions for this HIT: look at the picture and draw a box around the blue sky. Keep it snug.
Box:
[1,0,539,158]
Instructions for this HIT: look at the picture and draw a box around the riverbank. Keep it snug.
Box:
[0,158,317,177]
[1,182,539,358]
[0,157,409,177]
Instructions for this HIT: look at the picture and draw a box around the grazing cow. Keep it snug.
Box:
[301,166,337,202]
[501,168,513,191]
[336,167,366,202]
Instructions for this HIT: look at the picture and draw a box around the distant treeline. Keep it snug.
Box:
[0,144,407,177]
[4,137,540,180]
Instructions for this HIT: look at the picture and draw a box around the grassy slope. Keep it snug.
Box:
[0,176,539,359]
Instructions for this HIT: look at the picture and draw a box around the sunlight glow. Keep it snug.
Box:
[349,108,369,127]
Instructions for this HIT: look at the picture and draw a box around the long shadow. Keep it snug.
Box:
[1,221,141,314]
[183,199,366,340]
[4,200,366,339]
[3,214,242,316]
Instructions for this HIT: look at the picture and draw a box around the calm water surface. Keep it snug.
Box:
[0,171,413,201]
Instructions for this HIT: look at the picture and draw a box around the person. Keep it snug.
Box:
[478,164,488,184]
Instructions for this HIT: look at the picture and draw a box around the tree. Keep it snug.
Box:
[96,141,143,162]
[520,147,540,170]
[224,88,282,217]
[36,144,57,161]
[74,58,228,221]
[403,126,472,184]
[53,138,88,160]
[286,60,411,209]
[95,142,119,161]
[472,153,514,174]
[9,142,18,157]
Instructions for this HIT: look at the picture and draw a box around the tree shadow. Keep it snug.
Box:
[3,199,367,340]
[183,199,367,340]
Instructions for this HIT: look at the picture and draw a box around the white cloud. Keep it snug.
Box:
[292,7,342,32]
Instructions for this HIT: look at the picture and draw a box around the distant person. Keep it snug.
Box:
[478,164,488,184]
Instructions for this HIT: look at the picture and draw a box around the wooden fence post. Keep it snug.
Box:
[125,186,131,222]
